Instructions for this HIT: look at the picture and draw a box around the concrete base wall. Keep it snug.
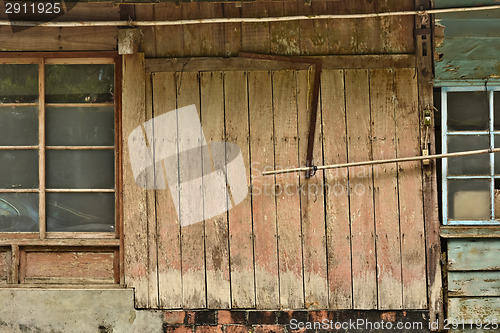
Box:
[0,289,163,333]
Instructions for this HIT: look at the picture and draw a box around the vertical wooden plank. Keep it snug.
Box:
[345,69,377,310]
[135,5,156,58]
[273,70,304,309]
[153,72,183,309]
[145,73,159,309]
[155,3,184,57]
[222,3,242,56]
[248,71,279,309]
[225,71,256,308]
[241,3,270,54]
[395,68,427,309]
[182,2,202,56]
[370,69,403,310]
[269,1,300,55]
[321,69,353,309]
[176,71,206,308]
[199,3,224,56]
[296,70,328,309]
[122,53,148,308]
[200,72,231,309]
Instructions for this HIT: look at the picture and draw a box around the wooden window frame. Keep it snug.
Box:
[0,52,122,257]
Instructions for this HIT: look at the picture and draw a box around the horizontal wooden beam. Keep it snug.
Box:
[145,54,415,73]
[441,226,500,238]
[0,238,120,247]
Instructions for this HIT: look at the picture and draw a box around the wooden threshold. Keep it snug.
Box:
[440,226,500,238]
[0,238,120,247]
[146,54,416,73]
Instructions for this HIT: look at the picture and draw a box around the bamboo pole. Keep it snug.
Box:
[262,148,500,176]
[1,4,500,27]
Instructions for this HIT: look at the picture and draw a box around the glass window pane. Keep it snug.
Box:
[0,106,38,146]
[494,92,500,130]
[0,64,38,104]
[448,135,490,175]
[448,179,490,220]
[46,107,114,146]
[47,193,114,232]
[0,193,38,232]
[447,91,489,131]
[0,150,38,189]
[46,64,114,103]
[46,150,114,189]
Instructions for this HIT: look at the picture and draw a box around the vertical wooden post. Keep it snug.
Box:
[415,0,445,329]
[122,53,149,308]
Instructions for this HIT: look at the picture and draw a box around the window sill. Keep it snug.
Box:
[440,226,500,238]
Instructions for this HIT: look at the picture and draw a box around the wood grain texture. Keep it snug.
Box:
[224,71,256,308]
[369,68,403,310]
[448,271,500,297]
[182,2,202,56]
[176,71,206,309]
[269,1,300,55]
[241,2,270,54]
[0,251,8,282]
[448,239,500,271]
[145,73,159,308]
[222,3,242,57]
[299,0,329,55]
[272,70,304,309]
[152,72,183,309]
[296,70,328,309]
[155,3,184,58]
[135,5,156,58]
[321,69,352,309]
[199,3,224,56]
[395,68,427,309]
[345,69,377,310]
[122,54,148,308]
[21,251,115,284]
[200,72,231,309]
[248,71,279,309]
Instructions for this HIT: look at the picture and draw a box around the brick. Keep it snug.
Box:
[163,325,193,333]
[164,311,186,325]
[225,325,252,333]
[277,311,308,325]
[186,311,218,325]
[195,325,225,333]
[218,311,247,325]
[253,325,285,333]
[247,311,277,325]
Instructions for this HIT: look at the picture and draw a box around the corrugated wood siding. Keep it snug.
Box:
[122,55,428,310]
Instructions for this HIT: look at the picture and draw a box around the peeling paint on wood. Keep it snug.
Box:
[448,297,500,323]
[449,271,500,297]
[448,239,500,271]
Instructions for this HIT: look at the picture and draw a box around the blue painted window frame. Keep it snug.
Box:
[442,86,500,225]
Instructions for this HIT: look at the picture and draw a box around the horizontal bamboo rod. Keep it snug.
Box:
[0,5,500,27]
[262,148,500,176]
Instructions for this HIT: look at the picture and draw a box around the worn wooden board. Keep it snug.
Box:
[152,72,183,309]
[155,3,184,58]
[344,69,377,310]
[0,27,118,52]
[394,68,427,309]
[222,3,242,56]
[21,251,115,284]
[199,3,224,56]
[224,71,256,309]
[448,297,500,323]
[122,54,148,308]
[448,271,500,297]
[268,1,300,55]
[272,70,304,309]
[182,2,202,56]
[200,72,231,309]
[248,71,279,309]
[296,70,328,309]
[135,5,156,58]
[144,73,159,308]
[448,239,500,271]
[299,0,329,55]
[176,71,206,309]
[321,69,352,309]
[370,68,403,310]
[0,250,8,282]
[241,2,270,54]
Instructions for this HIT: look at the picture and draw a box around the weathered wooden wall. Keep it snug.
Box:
[122,53,429,310]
